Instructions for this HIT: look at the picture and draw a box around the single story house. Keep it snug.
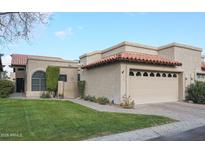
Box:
[80,41,205,104]
[11,54,79,98]
[11,41,205,105]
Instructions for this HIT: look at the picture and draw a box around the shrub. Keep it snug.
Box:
[186,81,205,104]
[84,95,97,102]
[0,80,14,98]
[97,97,110,105]
[90,96,97,102]
[40,92,51,98]
[84,95,91,101]
[78,80,86,98]
[46,66,60,97]
[120,95,135,109]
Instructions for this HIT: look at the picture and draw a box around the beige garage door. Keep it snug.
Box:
[129,71,179,104]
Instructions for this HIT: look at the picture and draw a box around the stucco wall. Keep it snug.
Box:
[58,67,79,98]
[14,66,26,78]
[26,59,79,98]
[173,47,202,88]
[86,53,102,64]
[102,46,126,58]
[158,47,175,60]
[125,45,158,55]
[82,63,121,103]
[102,45,158,58]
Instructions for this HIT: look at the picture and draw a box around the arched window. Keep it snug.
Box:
[162,73,166,77]
[173,74,177,78]
[32,71,46,91]
[150,72,155,77]
[168,73,172,77]
[129,71,134,76]
[143,72,148,77]
[156,73,161,77]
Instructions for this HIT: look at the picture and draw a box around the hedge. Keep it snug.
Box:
[46,66,60,96]
[78,80,85,98]
[0,80,14,98]
[186,81,205,104]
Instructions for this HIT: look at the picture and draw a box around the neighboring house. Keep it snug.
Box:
[80,41,205,104]
[0,54,3,72]
[11,54,79,98]
[0,54,4,80]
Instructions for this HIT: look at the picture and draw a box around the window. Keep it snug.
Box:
[156,73,161,77]
[197,74,205,79]
[59,74,67,82]
[162,73,166,77]
[18,68,25,71]
[136,72,141,76]
[129,71,134,76]
[173,74,177,78]
[168,73,172,77]
[143,72,148,77]
[150,72,155,77]
[77,74,80,81]
[32,71,46,91]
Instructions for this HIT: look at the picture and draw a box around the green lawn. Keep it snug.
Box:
[0,99,174,140]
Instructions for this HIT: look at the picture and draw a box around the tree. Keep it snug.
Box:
[46,66,60,97]
[0,12,50,44]
[0,71,9,80]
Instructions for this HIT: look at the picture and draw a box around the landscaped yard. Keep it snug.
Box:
[0,99,174,140]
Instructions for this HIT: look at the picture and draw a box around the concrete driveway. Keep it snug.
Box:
[150,125,205,141]
[70,99,205,140]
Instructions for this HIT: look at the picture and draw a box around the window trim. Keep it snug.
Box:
[59,74,67,82]
[31,71,46,91]
[143,72,148,77]
[150,72,155,77]
[129,71,134,76]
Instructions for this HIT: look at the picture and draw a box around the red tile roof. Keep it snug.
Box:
[11,54,28,66]
[82,52,182,69]
[202,63,205,71]
[11,54,64,66]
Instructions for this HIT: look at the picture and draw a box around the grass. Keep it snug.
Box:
[0,99,175,140]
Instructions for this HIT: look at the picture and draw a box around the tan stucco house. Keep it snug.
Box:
[11,54,79,98]
[11,41,205,105]
[80,41,205,104]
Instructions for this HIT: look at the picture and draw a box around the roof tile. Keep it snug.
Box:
[82,52,182,69]
[11,54,28,66]
[202,63,205,70]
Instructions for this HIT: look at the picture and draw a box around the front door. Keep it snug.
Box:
[16,78,25,92]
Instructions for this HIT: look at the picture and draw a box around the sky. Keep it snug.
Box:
[1,12,205,73]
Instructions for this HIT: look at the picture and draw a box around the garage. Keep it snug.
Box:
[129,70,179,104]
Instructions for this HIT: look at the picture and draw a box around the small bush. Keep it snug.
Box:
[0,80,14,98]
[84,95,97,103]
[97,97,110,105]
[120,95,135,109]
[90,96,97,102]
[84,95,91,101]
[40,92,51,98]
[186,81,205,104]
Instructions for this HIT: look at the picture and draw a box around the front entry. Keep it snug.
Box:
[16,78,25,92]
